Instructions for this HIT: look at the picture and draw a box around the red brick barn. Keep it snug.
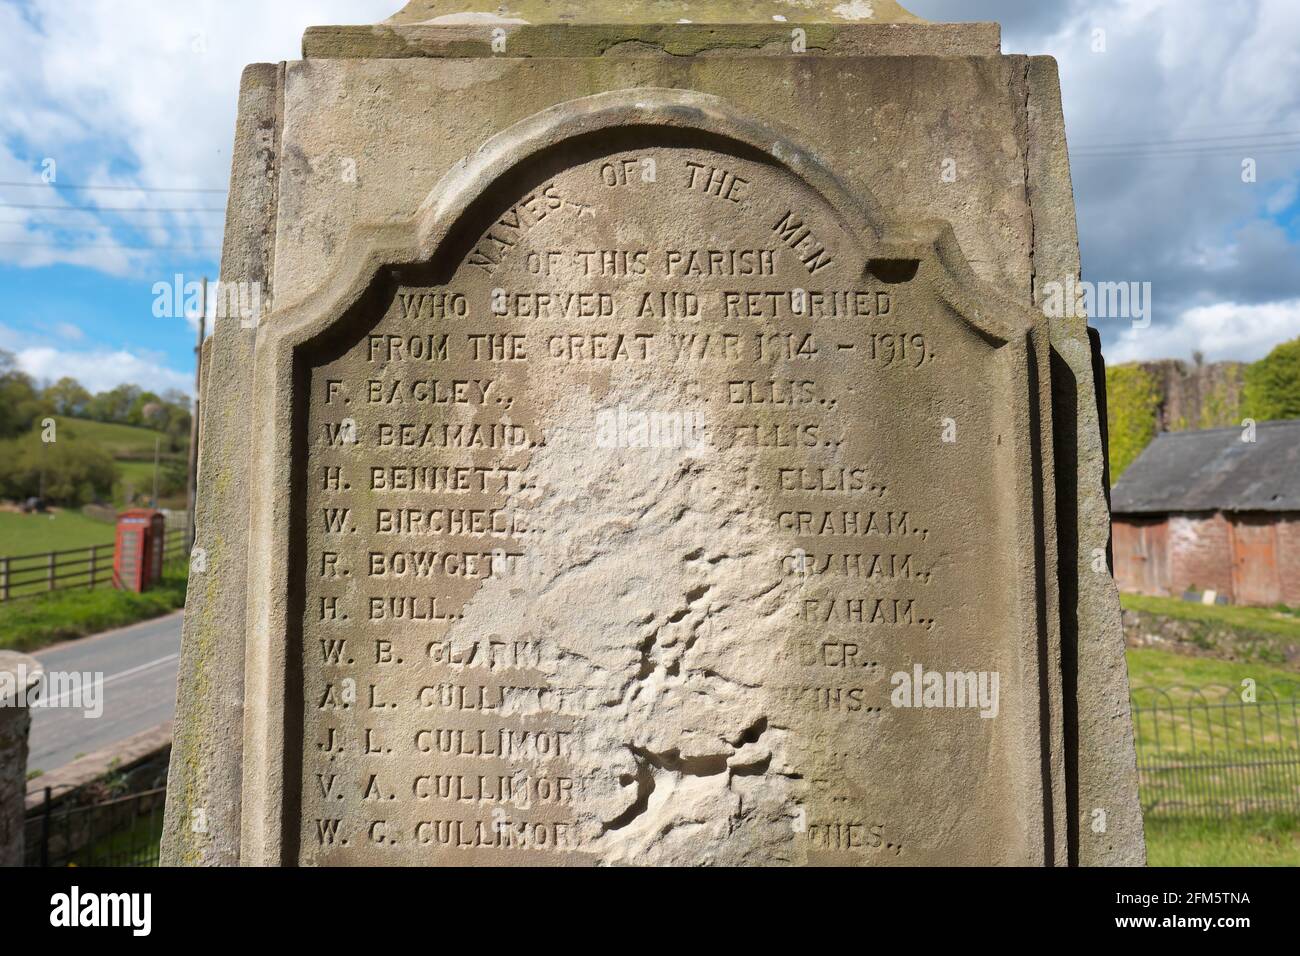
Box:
[1110,420,1300,606]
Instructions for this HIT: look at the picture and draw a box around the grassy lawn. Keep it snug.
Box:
[49,417,186,508]
[1122,592,1300,640]
[1127,639,1300,762]
[52,417,170,460]
[0,563,188,653]
[0,509,115,559]
[1128,646,1300,866]
[1145,815,1300,866]
[114,459,162,500]
[69,806,165,867]
[1128,646,1300,699]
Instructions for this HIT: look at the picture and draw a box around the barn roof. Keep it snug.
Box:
[1111,419,1300,515]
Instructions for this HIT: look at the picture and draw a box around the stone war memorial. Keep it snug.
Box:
[163,0,1144,867]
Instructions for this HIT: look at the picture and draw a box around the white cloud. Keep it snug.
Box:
[968,0,1300,364]
[13,344,194,396]
[2,0,1298,368]
[0,1,395,273]
[0,322,22,352]
[1106,298,1300,364]
[0,139,149,276]
[1266,180,1298,216]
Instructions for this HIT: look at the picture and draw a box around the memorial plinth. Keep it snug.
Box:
[163,0,1144,867]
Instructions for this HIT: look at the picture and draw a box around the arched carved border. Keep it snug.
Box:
[237,86,1062,865]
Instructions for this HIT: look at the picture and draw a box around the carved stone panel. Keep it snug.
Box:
[277,95,1058,866]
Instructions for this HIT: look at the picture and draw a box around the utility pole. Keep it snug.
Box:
[186,276,207,548]
[152,434,160,508]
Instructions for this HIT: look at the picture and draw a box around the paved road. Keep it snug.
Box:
[27,612,183,775]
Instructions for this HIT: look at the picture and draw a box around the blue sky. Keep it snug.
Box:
[0,0,395,395]
[1,0,1298,398]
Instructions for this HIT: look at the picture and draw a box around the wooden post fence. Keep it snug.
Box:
[0,516,190,604]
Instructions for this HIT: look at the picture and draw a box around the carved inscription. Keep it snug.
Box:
[299,145,1024,865]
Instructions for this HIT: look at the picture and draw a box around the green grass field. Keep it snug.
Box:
[1122,592,1300,640]
[1127,645,1300,866]
[0,509,115,559]
[70,809,165,867]
[1128,646,1300,698]
[52,416,171,460]
[114,459,162,499]
[0,563,188,653]
[1145,815,1300,867]
[49,416,186,507]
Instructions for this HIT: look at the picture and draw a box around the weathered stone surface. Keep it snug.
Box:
[386,1,928,25]
[163,1,1144,867]
[304,1,997,59]
[0,652,41,867]
[303,23,999,60]
[160,61,283,866]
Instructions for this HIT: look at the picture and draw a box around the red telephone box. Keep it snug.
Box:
[114,509,166,592]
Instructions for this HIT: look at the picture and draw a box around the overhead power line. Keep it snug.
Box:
[0,202,226,213]
[1159,118,1300,132]
[1074,142,1300,156]
[1073,144,1300,160]
[0,217,225,230]
[0,239,220,251]
[1072,130,1300,152]
[0,179,227,194]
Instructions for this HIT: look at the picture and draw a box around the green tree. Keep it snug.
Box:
[1243,336,1300,421]
[43,377,93,417]
[159,456,189,498]
[85,383,141,424]
[1106,363,1161,481]
[1197,366,1244,429]
[0,432,117,506]
[157,389,193,452]
[0,350,46,439]
[126,390,163,427]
